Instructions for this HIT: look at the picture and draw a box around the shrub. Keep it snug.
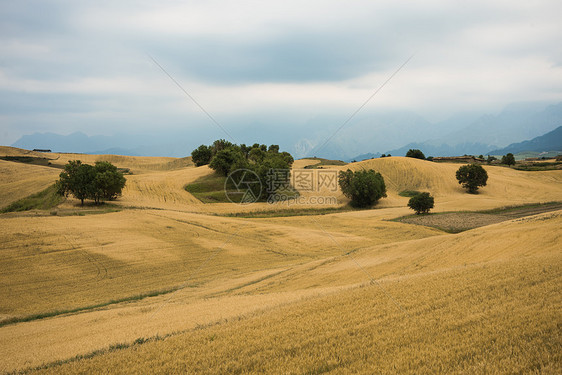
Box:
[406,149,425,159]
[407,192,434,214]
[338,169,387,208]
[455,164,488,194]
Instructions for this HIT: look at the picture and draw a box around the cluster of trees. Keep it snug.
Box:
[338,169,387,208]
[192,139,294,200]
[501,153,515,166]
[56,160,126,205]
[405,149,426,160]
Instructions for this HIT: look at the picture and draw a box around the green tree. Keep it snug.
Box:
[407,192,434,214]
[211,139,233,155]
[251,152,294,200]
[338,169,387,208]
[268,144,280,153]
[501,153,516,166]
[280,151,294,166]
[209,147,247,176]
[456,164,488,194]
[56,160,96,205]
[191,145,213,166]
[93,161,126,203]
[248,147,266,163]
[406,149,425,159]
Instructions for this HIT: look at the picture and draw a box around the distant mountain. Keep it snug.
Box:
[488,126,562,155]
[439,103,562,147]
[10,131,192,157]
[10,102,562,160]
[344,102,562,160]
[12,131,119,154]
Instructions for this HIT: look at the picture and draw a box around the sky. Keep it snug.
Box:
[1,0,562,155]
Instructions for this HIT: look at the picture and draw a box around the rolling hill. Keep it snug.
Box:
[0,146,561,373]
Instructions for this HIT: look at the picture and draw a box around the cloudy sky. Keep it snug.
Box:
[1,0,561,154]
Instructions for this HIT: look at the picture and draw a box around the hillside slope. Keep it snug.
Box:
[0,160,60,208]
[21,211,562,374]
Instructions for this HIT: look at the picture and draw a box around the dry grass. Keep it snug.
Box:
[1,148,562,374]
[44,153,193,174]
[0,160,60,208]
[27,213,562,374]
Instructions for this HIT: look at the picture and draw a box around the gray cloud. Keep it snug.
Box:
[1,0,561,151]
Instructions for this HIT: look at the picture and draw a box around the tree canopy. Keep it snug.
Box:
[338,169,387,208]
[407,192,434,214]
[406,149,425,159]
[191,145,212,167]
[501,153,516,166]
[455,164,488,194]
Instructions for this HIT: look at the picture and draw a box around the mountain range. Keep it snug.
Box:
[488,126,562,155]
[9,102,562,160]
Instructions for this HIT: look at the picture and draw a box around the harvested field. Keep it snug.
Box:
[395,202,562,232]
[1,147,562,374]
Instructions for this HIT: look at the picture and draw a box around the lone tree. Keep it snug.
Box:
[501,153,516,166]
[407,192,434,214]
[56,160,126,205]
[338,169,387,208]
[406,149,425,159]
[455,164,488,194]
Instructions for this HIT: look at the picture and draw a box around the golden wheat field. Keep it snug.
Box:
[0,146,561,374]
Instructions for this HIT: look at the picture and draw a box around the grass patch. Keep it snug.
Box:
[185,172,300,204]
[513,161,562,171]
[0,286,182,328]
[185,173,230,203]
[398,190,422,197]
[1,184,63,213]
